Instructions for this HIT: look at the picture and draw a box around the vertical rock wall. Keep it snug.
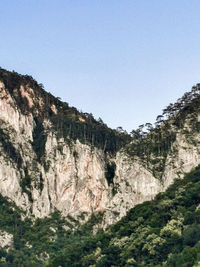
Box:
[1,80,200,226]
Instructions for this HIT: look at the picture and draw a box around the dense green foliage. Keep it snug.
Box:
[0,67,130,154]
[1,166,200,266]
[105,162,116,186]
[0,195,104,267]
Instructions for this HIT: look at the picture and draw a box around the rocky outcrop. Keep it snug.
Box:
[0,231,13,248]
[1,78,200,226]
[103,130,200,225]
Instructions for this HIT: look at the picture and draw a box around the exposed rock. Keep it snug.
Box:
[1,77,200,227]
[0,231,13,248]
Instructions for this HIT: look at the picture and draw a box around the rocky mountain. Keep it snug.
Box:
[1,68,200,227]
[1,67,200,265]
[47,165,200,266]
[0,68,128,225]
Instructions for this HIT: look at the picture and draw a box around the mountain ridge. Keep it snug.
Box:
[1,67,200,223]
[1,67,200,265]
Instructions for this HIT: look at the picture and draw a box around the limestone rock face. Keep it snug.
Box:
[103,130,200,224]
[0,231,13,248]
[1,79,200,226]
[163,132,200,188]
[103,153,161,225]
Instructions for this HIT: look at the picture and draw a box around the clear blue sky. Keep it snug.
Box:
[1,0,200,132]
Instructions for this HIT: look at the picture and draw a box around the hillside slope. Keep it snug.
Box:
[47,165,200,266]
[1,67,200,227]
[1,166,200,266]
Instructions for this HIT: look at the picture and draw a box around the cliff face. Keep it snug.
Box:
[1,69,200,226]
[0,80,108,219]
[105,130,200,224]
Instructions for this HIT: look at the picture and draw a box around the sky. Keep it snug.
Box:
[1,1,200,132]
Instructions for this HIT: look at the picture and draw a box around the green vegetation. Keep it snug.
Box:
[127,121,177,179]
[1,166,200,266]
[105,162,116,186]
[32,117,47,161]
[0,195,104,267]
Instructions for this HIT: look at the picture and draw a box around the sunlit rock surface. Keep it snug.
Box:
[1,79,200,226]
